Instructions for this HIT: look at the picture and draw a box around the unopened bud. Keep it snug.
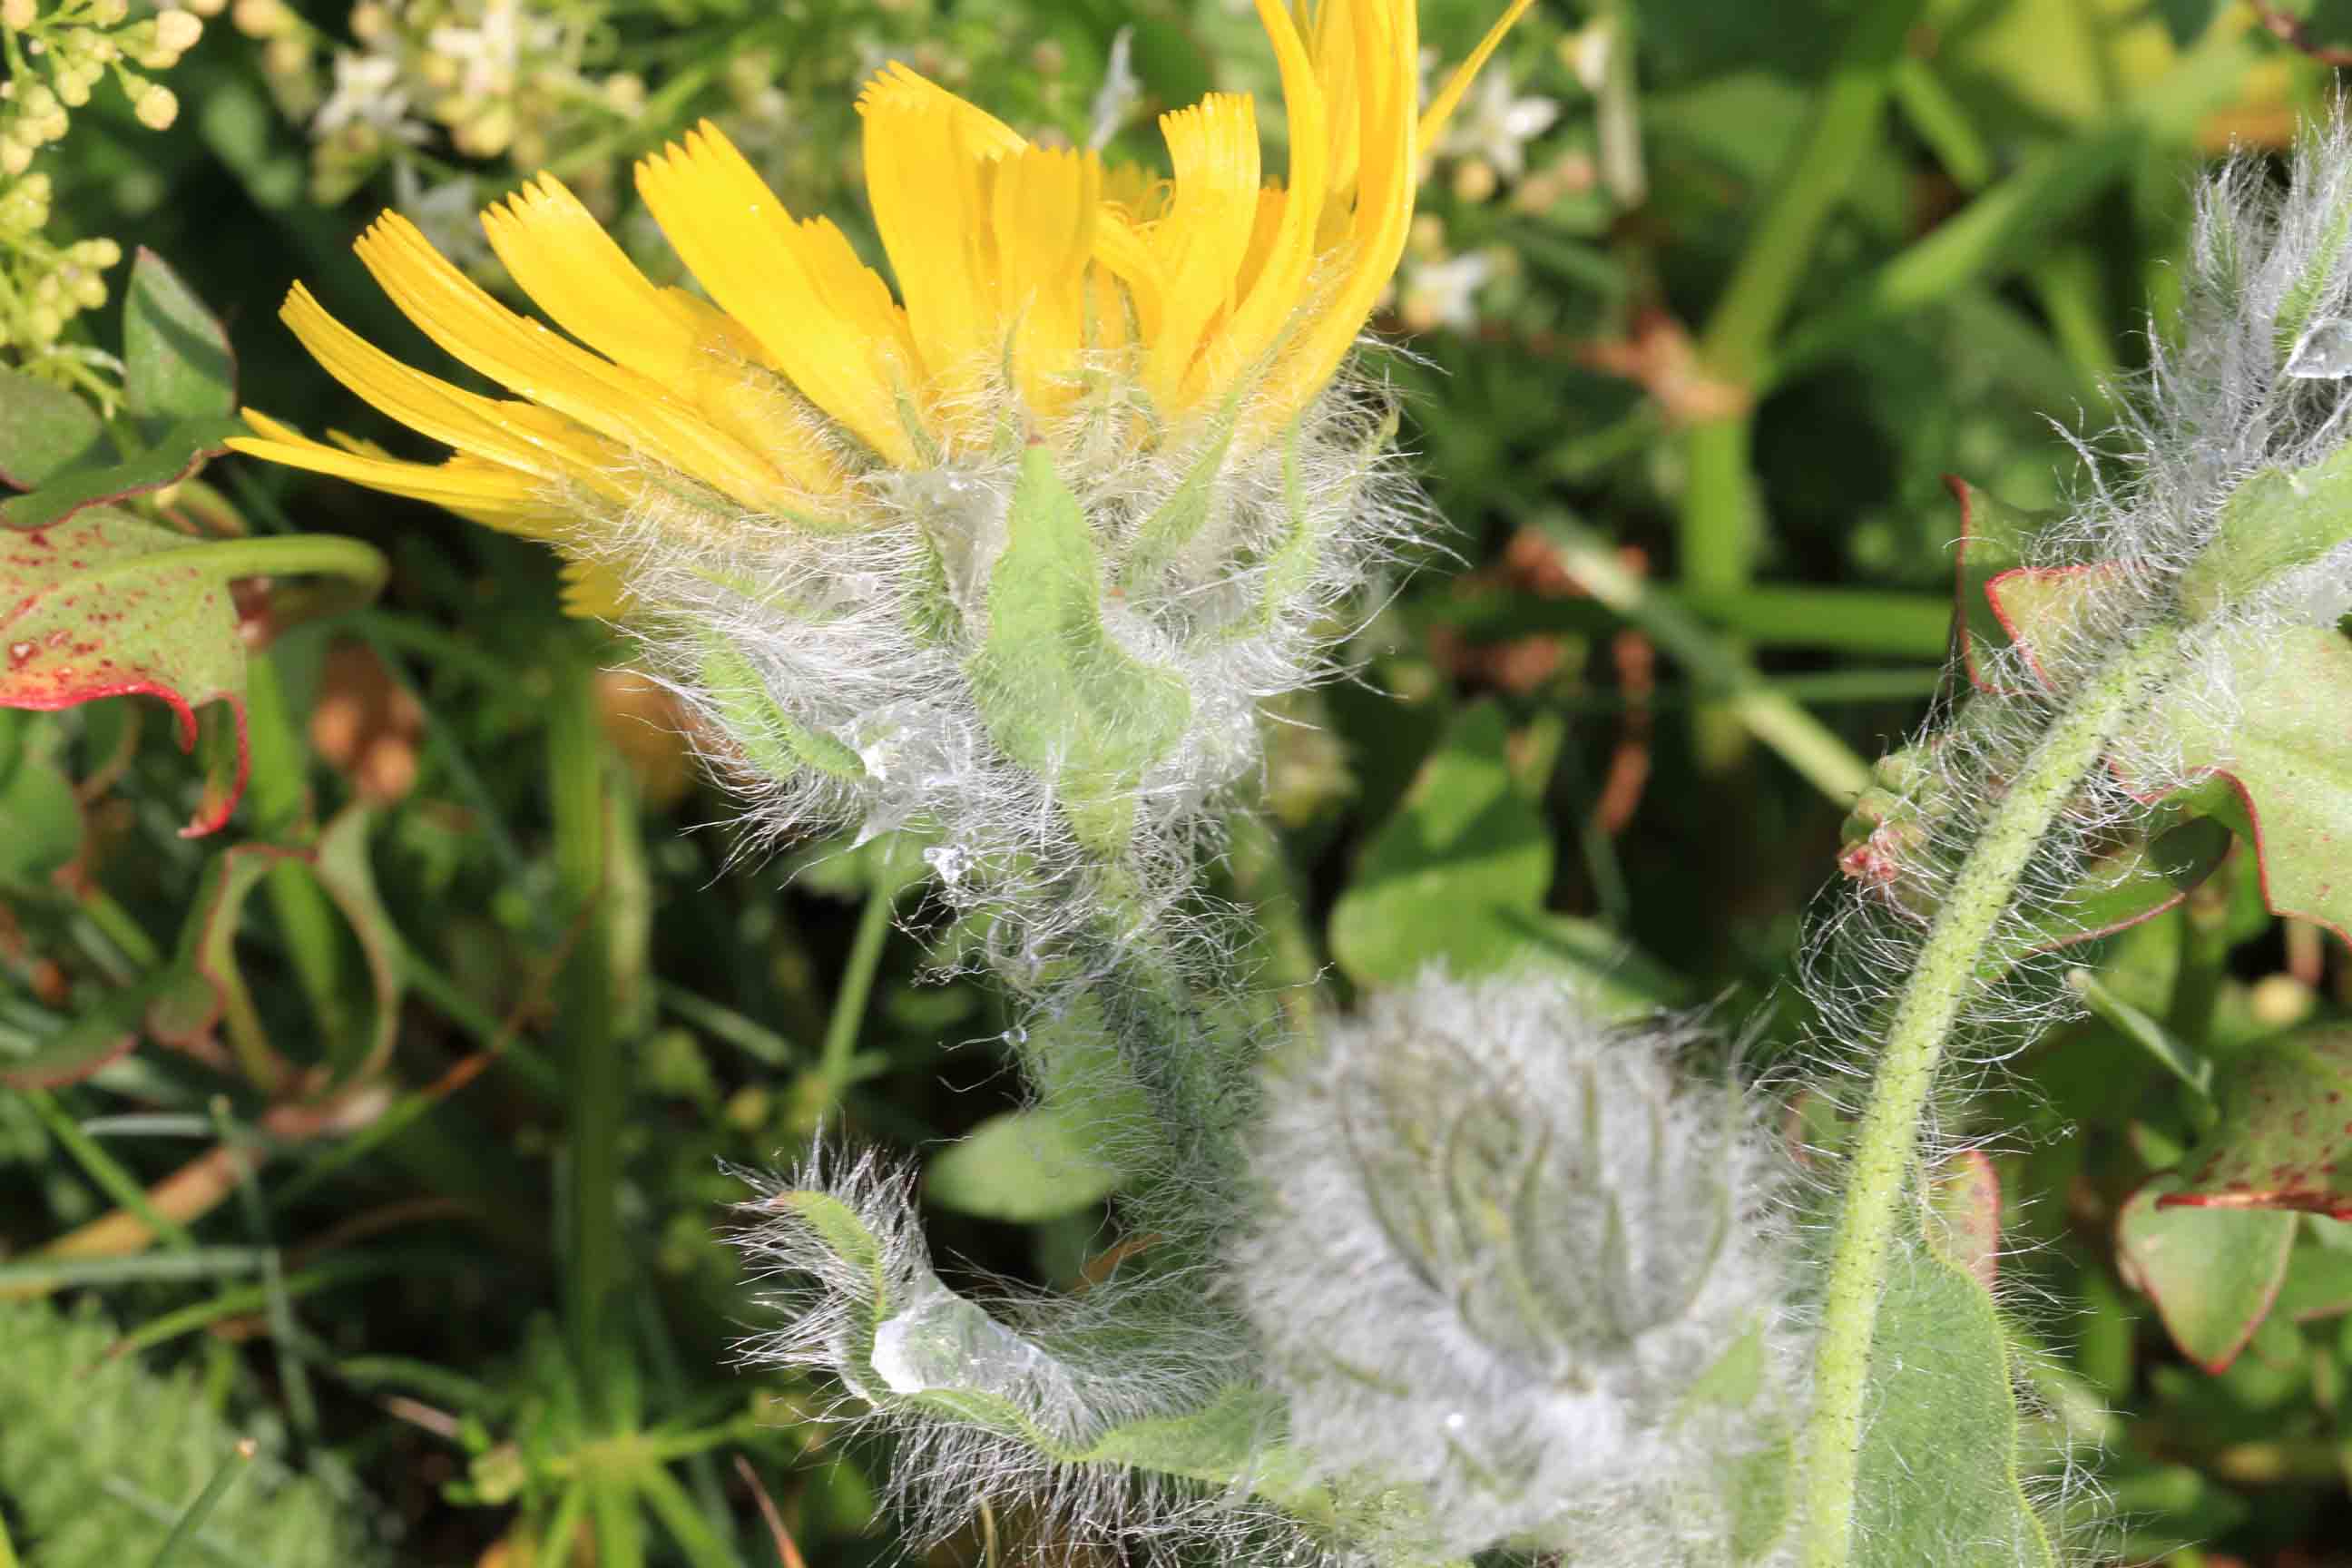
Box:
[132,81,177,128]
[155,8,201,51]
[1,0,36,32]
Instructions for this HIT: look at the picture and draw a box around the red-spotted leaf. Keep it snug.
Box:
[122,248,237,428]
[0,367,108,490]
[0,506,250,837]
[2159,1025,2352,1220]
[2117,1173,2296,1373]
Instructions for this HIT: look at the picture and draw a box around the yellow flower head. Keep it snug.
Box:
[230,0,1532,549]
[230,0,1535,949]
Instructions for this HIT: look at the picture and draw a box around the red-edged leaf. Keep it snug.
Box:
[143,805,402,1090]
[0,416,241,533]
[1926,1149,2002,1289]
[0,366,108,490]
[1946,475,2051,695]
[2116,1173,2296,1373]
[0,976,164,1090]
[0,506,250,837]
[1983,563,2124,695]
[2274,1238,2352,1324]
[2160,1024,2352,1219]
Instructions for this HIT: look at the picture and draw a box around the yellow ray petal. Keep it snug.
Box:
[635,122,916,465]
[1418,0,1539,159]
[229,409,560,533]
[1262,0,1420,421]
[278,283,619,491]
[354,214,811,513]
[859,83,1005,415]
[1092,205,1166,344]
[991,144,1101,415]
[1142,93,1260,411]
[1195,0,1329,404]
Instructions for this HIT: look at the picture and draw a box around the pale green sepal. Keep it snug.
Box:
[2276,194,2352,362]
[2177,446,2352,619]
[971,445,1191,858]
[698,636,866,782]
[1121,401,1241,596]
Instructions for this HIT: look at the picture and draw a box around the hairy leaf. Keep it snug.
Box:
[1853,1238,2056,1567]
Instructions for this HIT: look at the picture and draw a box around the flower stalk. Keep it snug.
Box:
[1798,629,2179,1568]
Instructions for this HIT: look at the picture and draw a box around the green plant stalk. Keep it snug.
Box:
[549,652,623,1415]
[22,1086,197,1250]
[1681,0,1920,766]
[144,1439,252,1568]
[241,651,356,1067]
[817,878,896,1102]
[1798,630,2177,1568]
[43,534,388,600]
[0,1490,19,1568]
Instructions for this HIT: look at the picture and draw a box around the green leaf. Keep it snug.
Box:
[0,745,82,888]
[0,416,244,532]
[2115,1173,2296,1373]
[970,445,1191,857]
[0,366,108,489]
[0,977,160,1091]
[2177,452,2352,619]
[0,505,249,835]
[2274,1233,2352,1324]
[2156,625,2352,945]
[2159,1024,2352,1220]
[1852,1238,2057,1568]
[1328,702,1551,986]
[122,248,237,427]
[924,1106,1127,1222]
[142,808,406,1092]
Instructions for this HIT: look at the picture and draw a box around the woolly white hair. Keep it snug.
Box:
[577,350,1424,975]
[1808,113,2352,1078]
[1228,974,1809,1563]
[728,1148,1370,1567]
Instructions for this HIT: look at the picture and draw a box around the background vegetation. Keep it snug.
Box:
[5,0,2352,1563]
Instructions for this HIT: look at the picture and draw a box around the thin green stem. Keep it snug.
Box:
[242,651,356,1068]
[1681,0,1923,766]
[23,1086,196,1250]
[1798,631,2177,1568]
[0,1488,20,1568]
[48,534,388,600]
[549,652,623,1415]
[145,1439,253,1568]
[818,880,896,1100]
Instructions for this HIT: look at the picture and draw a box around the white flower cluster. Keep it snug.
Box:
[1230,975,1808,1563]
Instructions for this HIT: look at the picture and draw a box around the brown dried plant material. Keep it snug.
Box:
[309,638,422,802]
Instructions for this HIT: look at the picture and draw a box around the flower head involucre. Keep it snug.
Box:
[230,0,1537,960]
[1231,975,1808,1562]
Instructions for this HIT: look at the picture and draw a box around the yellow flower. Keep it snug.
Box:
[230,0,1534,597]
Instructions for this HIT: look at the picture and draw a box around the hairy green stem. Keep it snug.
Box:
[1798,632,2176,1568]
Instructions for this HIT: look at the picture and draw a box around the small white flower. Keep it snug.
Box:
[311,49,424,140]
[1438,65,1559,181]
[1400,249,1494,332]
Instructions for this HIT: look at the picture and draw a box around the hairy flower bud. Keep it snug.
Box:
[1232,975,1807,1561]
